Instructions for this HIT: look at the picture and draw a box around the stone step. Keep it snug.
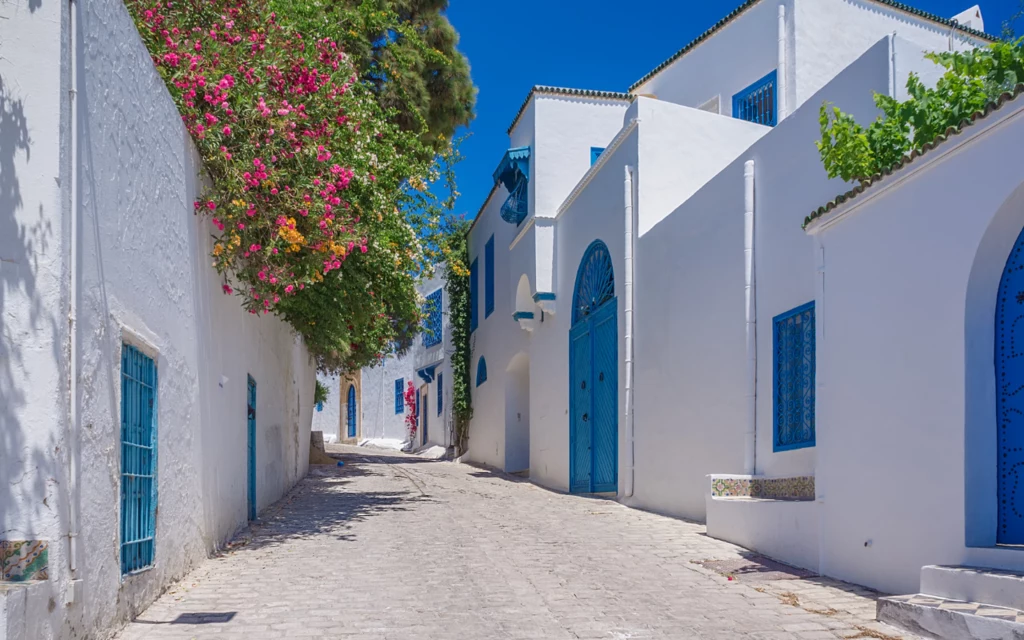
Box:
[878,593,1024,639]
[921,565,1024,612]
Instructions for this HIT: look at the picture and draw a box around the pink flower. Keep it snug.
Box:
[222,126,232,136]
[285,285,294,293]
[222,284,233,294]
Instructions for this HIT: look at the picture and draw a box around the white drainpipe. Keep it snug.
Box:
[67,0,80,585]
[743,160,757,475]
[623,165,636,498]
[777,4,788,121]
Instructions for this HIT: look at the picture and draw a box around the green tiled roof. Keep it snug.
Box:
[507,86,633,135]
[804,84,1024,229]
[628,0,995,93]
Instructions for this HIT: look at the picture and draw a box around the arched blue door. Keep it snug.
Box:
[998,228,1024,543]
[569,241,618,494]
[346,385,357,438]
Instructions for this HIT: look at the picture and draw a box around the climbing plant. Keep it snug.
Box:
[440,216,471,456]
[817,38,1024,184]
[404,380,418,441]
[126,0,466,374]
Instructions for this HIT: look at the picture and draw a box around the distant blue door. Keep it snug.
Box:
[247,375,257,521]
[347,384,357,438]
[997,227,1024,544]
[569,241,618,494]
[422,390,429,445]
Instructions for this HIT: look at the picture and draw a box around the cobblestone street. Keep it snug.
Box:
[116,447,913,640]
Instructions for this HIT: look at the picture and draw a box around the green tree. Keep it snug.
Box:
[817,39,1024,184]
[272,0,476,153]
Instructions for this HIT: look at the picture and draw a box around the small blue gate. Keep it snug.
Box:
[997,227,1024,543]
[347,384,357,438]
[247,375,257,521]
[569,241,618,494]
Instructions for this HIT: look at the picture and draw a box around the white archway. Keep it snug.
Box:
[504,351,530,473]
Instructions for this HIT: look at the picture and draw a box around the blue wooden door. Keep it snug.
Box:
[570,320,592,493]
[247,375,257,521]
[422,390,429,445]
[997,228,1024,543]
[591,301,618,493]
[347,384,357,438]
[569,240,618,494]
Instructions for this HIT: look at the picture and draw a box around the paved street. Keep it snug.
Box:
[117,447,913,640]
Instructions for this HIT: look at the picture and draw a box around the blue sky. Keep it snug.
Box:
[445,0,1021,219]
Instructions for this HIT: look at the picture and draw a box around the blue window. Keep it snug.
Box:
[437,372,443,416]
[773,302,815,451]
[590,147,605,165]
[422,289,443,348]
[121,344,158,575]
[485,235,495,318]
[476,357,488,387]
[470,258,479,332]
[395,378,404,414]
[733,70,777,127]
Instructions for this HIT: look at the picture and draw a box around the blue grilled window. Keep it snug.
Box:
[485,236,495,318]
[395,378,404,414]
[120,344,157,575]
[773,302,815,451]
[590,147,605,165]
[470,258,479,332]
[437,372,443,416]
[422,289,443,348]
[476,357,488,387]
[733,70,777,126]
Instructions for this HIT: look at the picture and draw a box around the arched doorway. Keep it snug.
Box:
[569,240,618,494]
[346,384,357,439]
[505,352,530,473]
[997,226,1024,543]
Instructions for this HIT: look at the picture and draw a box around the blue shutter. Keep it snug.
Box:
[422,289,443,348]
[485,236,495,318]
[590,147,605,165]
[732,70,778,126]
[772,302,815,451]
[121,344,157,575]
[470,259,478,332]
[395,378,404,414]
[437,372,443,416]
[476,357,488,387]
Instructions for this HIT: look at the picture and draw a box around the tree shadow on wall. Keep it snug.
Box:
[0,70,63,549]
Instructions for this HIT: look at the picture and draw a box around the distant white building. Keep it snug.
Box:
[357,0,1024,625]
[0,0,315,637]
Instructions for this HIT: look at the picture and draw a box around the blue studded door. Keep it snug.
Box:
[998,227,1024,544]
[569,241,618,494]
[347,384,357,438]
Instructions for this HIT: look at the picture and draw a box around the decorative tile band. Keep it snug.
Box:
[1,541,49,582]
[710,476,815,501]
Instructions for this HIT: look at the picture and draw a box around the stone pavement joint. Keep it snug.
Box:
[115,446,917,639]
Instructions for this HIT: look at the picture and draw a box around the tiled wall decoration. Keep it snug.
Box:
[710,476,815,501]
[1,540,49,582]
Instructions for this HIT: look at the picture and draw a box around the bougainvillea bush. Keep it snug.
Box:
[128,0,448,372]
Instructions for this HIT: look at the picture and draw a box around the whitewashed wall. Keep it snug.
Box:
[312,374,343,442]
[0,0,316,637]
[809,96,1024,596]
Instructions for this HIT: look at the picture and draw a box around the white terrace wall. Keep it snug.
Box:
[809,98,1024,596]
[1,0,315,637]
[312,373,344,442]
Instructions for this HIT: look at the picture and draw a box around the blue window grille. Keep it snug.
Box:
[120,344,157,575]
[590,147,605,165]
[733,70,777,127]
[422,289,443,348]
[470,258,479,332]
[395,378,404,414]
[485,236,495,318]
[476,357,488,387]
[773,302,815,451]
[437,372,443,416]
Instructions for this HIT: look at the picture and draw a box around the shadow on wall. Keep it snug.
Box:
[0,71,62,543]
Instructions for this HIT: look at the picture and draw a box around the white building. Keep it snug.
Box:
[0,0,316,637]
[336,267,455,452]
[358,0,1024,624]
